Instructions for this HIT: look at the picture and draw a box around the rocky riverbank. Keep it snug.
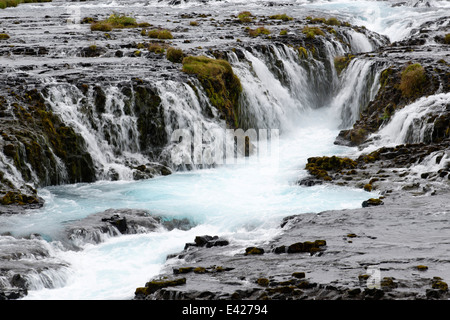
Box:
[134,188,450,300]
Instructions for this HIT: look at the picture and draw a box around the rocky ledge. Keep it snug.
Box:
[134,189,449,300]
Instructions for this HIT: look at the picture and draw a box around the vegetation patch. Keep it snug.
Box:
[182,56,242,127]
[147,29,173,39]
[268,13,293,21]
[297,46,308,59]
[237,11,253,23]
[148,42,166,54]
[0,33,10,40]
[166,47,184,63]
[444,33,450,44]
[398,63,427,98]
[302,26,325,39]
[136,278,186,296]
[0,0,51,9]
[90,13,149,31]
[305,156,357,181]
[246,26,271,37]
[334,54,355,75]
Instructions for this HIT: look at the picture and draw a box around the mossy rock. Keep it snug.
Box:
[244,247,264,255]
[380,277,398,289]
[362,198,384,207]
[0,191,40,206]
[302,26,325,39]
[417,265,428,271]
[182,56,242,127]
[143,278,187,295]
[256,278,270,287]
[193,267,206,274]
[292,272,306,279]
[305,156,357,181]
[173,267,194,274]
[399,63,427,98]
[431,278,448,291]
[287,239,326,254]
[334,55,355,75]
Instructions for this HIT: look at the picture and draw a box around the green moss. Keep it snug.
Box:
[0,191,39,206]
[268,13,293,21]
[182,56,242,127]
[166,47,184,63]
[279,29,288,36]
[399,63,427,98]
[325,17,341,26]
[302,26,325,39]
[380,277,398,289]
[90,21,113,32]
[90,13,149,31]
[237,11,253,23]
[189,21,199,26]
[0,0,51,10]
[305,156,357,180]
[444,33,450,45]
[363,183,373,192]
[417,265,428,271]
[137,278,186,296]
[247,26,271,37]
[0,33,10,40]
[287,240,326,253]
[244,247,264,255]
[147,29,173,39]
[257,278,270,286]
[148,42,165,54]
[334,55,355,75]
[309,17,326,24]
[297,47,308,59]
[431,278,448,291]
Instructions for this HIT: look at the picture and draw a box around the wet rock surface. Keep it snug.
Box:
[135,190,450,300]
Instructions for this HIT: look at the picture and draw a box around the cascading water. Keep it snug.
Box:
[1,0,448,300]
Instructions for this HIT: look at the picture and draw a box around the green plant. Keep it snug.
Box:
[279,29,288,36]
[90,22,113,32]
[147,29,173,39]
[182,56,242,127]
[106,13,137,27]
[166,47,184,63]
[237,11,253,23]
[189,21,199,26]
[0,33,10,40]
[247,26,270,37]
[399,63,426,97]
[444,33,450,44]
[298,47,308,59]
[334,55,354,75]
[148,43,165,54]
[269,13,293,21]
[325,17,341,26]
[302,26,325,39]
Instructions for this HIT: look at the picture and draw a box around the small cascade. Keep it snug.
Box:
[329,58,384,128]
[372,93,450,146]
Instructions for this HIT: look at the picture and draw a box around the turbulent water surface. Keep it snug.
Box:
[0,0,449,300]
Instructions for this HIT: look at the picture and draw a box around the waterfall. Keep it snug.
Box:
[371,93,450,146]
[329,58,383,128]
